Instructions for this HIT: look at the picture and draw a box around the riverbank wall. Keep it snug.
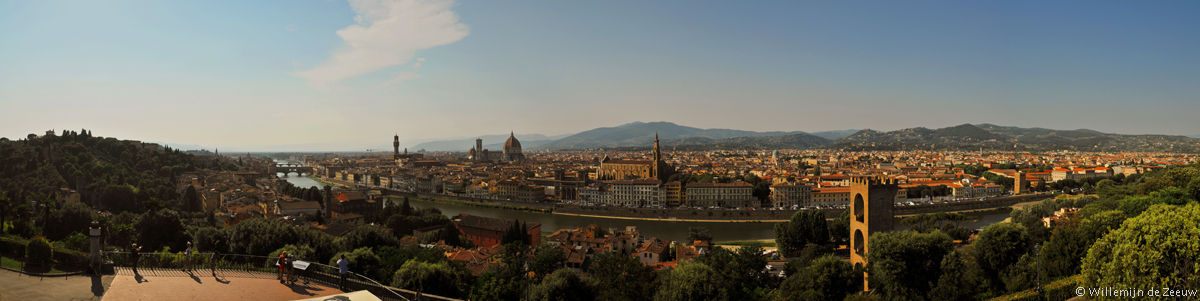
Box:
[552,205,834,221]
[893,193,1054,215]
[552,193,1055,221]
[379,190,559,210]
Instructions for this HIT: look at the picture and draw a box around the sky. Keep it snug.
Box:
[1,0,1198,151]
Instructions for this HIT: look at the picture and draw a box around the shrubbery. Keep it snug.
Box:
[25,237,53,265]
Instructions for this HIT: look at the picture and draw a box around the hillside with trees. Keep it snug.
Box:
[0,130,236,242]
[831,124,1200,153]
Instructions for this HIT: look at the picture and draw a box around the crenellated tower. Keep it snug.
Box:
[393,134,400,160]
[652,132,661,178]
[849,176,899,291]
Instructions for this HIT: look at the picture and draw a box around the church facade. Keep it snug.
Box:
[596,133,673,182]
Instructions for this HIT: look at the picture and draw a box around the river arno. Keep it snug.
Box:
[277,168,1013,243]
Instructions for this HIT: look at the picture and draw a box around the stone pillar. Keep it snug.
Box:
[89,221,102,273]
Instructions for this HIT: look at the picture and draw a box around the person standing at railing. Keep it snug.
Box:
[286,253,296,284]
[210,252,217,277]
[337,255,349,291]
[278,251,288,282]
[131,243,142,274]
[183,242,193,272]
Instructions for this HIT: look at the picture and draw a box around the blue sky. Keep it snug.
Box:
[1,1,1198,151]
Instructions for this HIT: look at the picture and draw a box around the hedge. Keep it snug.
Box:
[986,275,1083,301]
[0,236,30,256]
[0,236,89,265]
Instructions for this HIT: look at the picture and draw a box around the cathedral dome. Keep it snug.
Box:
[468,148,477,155]
[504,131,522,152]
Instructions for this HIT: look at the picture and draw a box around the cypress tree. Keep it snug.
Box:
[521,222,531,245]
[400,197,413,216]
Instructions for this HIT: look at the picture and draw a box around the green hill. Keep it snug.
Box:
[0,130,220,216]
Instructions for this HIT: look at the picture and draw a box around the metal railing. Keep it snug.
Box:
[101,251,458,301]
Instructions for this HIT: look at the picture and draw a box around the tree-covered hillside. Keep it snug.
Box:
[0,130,234,213]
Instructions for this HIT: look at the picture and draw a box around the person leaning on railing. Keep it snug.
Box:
[130,243,142,274]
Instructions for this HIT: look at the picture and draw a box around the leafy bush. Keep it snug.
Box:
[25,237,54,265]
[329,247,381,280]
[9,220,40,239]
[58,232,90,253]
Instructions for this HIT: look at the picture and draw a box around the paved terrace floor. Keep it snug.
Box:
[0,269,111,301]
[0,266,345,301]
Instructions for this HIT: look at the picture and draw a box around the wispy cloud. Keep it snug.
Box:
[294,0,468,90]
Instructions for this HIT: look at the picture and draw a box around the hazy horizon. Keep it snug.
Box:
[3,1,1198,151]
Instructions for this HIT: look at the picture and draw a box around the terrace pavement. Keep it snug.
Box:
[0,266,344,301]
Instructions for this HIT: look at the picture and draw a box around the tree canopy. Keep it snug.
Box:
[866,230,955,299]
[1081,203,1200,292]
[973,222,1031,293]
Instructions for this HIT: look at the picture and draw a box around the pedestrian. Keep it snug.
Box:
[286,252,295,284]
[278,251,288,282]
[130,243,142,274]
[183,242,193,272]
[337,255,349,290]
[210,252,218,277]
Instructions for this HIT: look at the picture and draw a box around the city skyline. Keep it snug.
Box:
[2,1,1199,151]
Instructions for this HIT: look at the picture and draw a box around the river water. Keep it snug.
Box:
[275,161,1012,243]
[274,160,325,189]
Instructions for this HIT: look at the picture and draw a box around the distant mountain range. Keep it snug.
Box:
[402,121,1200,153]
[837,124,1005,145]
[808,129,860,140]
[535,121,813,149]
[828,124,1200,153]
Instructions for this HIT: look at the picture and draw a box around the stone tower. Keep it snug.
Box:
[1014,171,1028,194]
[849,176,899,291]
[323,185,333,219]
[475,139,483,162]
[393,134,400,159]
[651,132,661,179]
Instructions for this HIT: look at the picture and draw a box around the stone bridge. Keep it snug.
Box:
[268,163,314,175]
